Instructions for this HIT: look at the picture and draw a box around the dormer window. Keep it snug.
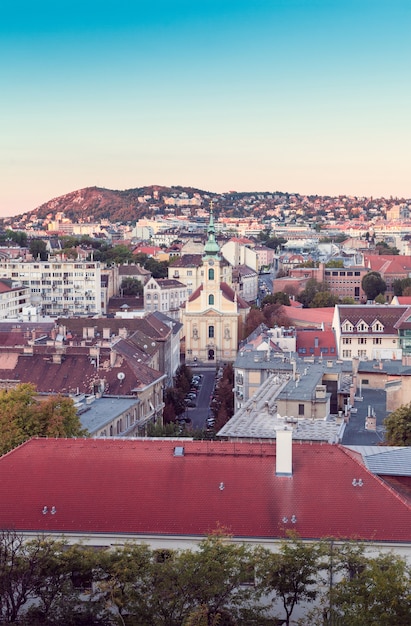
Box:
[356,319,369,332]
[372,321,384,332]
[342,320,354,333]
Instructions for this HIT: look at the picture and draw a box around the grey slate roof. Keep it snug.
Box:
[346,446,411,477]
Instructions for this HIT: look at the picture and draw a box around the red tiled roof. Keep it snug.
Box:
[284,307,334,329]
[0,439,409,542]
[296,329,337,357]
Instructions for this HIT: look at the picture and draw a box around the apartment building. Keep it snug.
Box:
[144,277,187,320]
[0,260,102,316]
[332,304,407,361]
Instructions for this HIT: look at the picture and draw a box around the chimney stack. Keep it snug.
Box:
[276,428,293,476]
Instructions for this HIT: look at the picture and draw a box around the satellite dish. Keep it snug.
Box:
[117,372,125,381]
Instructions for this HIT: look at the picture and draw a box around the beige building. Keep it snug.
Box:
[181,212,250,363]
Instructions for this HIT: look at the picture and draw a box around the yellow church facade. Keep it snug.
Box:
[181,212,250,363]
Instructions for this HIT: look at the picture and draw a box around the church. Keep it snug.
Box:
[181,210,250,363]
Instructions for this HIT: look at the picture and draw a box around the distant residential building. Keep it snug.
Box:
[0,279,31,320]
[0,260,102,316]
[332,304,407,361]
[144,277,187,320]
[221,239,258,271]
[232,264,258,303]
[324,265,368,302]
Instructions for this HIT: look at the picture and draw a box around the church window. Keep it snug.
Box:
[208,268,214,280]
[208,325,214,338]
[208,294,214,305]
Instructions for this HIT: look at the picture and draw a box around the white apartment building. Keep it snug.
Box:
[144,277,187,320]
[332,304,407,361]
[0,260,102,317]
[0,280,31,320]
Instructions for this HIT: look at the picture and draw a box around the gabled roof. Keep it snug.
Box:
[170,254,202,268]
[0,438,409,543]
[296,329,337,357]
[337,305,408,334]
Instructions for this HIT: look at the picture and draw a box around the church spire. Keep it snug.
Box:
[203,203,221,259]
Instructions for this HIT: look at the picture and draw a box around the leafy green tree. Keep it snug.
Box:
[103,244,134,265]
[29,239,48,261]
[340,296,356,304]
[325,260,344,268]
[120,277,143,296]
[144,257,169,278]
[0,384,87,455]
[297,279,329,308]
[328,548,411,625]
[180,535,259,625]
[256,535,323,626]
[375,241,399,255]
[5,229,27,247]
[361,272,386,301]
[393,277,411,296]
[263,292,290,306]
[384,403,411,445]
[310,291,339,308]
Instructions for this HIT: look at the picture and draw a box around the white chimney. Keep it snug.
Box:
[276,428,293,476]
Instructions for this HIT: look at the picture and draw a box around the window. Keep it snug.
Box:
[342,350,352,358]
[208,268,214,280]
[358,338,367,345]
[343,338,351,344]
[373,337,382,345]
[208,294,214,305]
[208,325,214,338]
[298,404,304,416]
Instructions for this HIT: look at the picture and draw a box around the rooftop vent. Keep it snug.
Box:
[173,446,185,457]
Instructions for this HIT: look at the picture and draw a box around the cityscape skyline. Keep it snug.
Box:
[2,0,411,217]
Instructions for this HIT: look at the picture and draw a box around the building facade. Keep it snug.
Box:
[0,260,102,316]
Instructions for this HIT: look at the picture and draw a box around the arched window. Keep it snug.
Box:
[208,325,215,338]
[208,294,214,305]
[208,268,214,280]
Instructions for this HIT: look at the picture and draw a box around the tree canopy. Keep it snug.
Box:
[1,532,409,626]
[384,402,411,445]
[0,384,87,455]
[361,272,386,301]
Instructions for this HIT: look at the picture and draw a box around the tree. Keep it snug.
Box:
[393,277,411,296]
[144,257,169,278]
[361,272,386,301]
[0,384,87,456]
[120,277,143,296]
[327,547,411,625]
[163,387,186,423]
[103,244,134,265]
[180,534,259,626]
[309,291,339,308]
[325,260,344,268]
[262,292,290,306]
[174,364,193,395]
[297,279,330,308]
[256,535,323,626]
[384,403,411,445]
[211,363,234,428]
[29,239,48,261]
[243,307,265,338]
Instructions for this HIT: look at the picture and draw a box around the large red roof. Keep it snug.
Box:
[0,439,409,542]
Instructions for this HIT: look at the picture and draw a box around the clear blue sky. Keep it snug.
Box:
[1,0,411,216]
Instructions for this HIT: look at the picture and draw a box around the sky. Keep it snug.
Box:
[1,0,411,217]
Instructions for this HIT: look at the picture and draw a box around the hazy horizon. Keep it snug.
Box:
[2,0,411,217]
